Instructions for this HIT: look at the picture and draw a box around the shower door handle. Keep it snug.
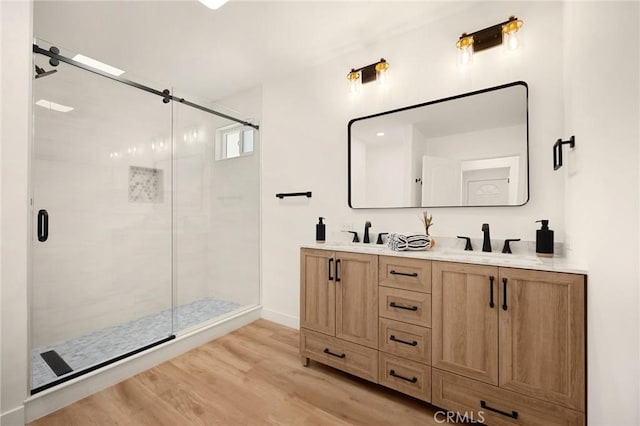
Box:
[37,209,48,242]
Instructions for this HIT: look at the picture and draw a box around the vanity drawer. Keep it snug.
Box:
[379,256,431,293]
[379,352,431,402]
[300,329,377,383]
[379,318,431,364]
[379,287,431,327]
[432,369,585,426]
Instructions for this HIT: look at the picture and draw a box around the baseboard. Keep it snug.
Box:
[261,308,299,329]
[1,405,25,426]
[25,306,262,423]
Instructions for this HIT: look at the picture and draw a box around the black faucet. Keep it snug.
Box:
[364,221,372,243]
[457,236,473,251]
[502,238,521,254]
[482,223,491,252]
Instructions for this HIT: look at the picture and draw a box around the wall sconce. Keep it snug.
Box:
[456,16,523,65]
[347,58,389,93]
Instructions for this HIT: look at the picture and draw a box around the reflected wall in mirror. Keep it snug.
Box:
[348,81,529,208]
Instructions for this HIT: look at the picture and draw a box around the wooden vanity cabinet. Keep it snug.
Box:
[300,248,586,425]
[377,255,433,403]
[498,268,585,411]
[432,261,586,424]
[300,248,378,381]
[432,262,499,385]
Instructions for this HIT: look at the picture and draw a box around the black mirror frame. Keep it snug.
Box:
[347,81,529,209]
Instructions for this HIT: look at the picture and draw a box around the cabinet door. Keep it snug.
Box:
[432,262,499,385]
[300,249,335,336]
[499,268,585,411]
[335,252,378,348]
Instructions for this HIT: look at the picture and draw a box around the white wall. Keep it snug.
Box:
[261,1,564,325]
[563,2,640,425]
[1,1,31,424]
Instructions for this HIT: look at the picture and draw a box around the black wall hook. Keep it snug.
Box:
[553,136,575,170]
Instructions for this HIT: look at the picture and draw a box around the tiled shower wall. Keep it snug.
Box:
[32,78,260,348]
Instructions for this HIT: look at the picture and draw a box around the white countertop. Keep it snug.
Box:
[301,241,588,275]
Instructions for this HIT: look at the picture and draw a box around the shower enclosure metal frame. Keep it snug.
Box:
[33,44,259,130]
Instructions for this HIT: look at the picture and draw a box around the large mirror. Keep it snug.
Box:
[348,81,529,208]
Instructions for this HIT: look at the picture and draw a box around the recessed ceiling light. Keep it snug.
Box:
[35,99,74,113]
[72,54,124,76]
[198,0,229,10]
[376,132,385,137]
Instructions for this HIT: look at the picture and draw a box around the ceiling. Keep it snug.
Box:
[34,1,472,102]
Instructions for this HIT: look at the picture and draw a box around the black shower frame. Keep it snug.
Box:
[33,44,259,130]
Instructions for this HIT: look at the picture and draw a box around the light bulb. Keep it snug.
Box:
[375,59,389,87]
[456,35,474,66]
[458,45,473,66]
[502,17,523,52]
[503,31,521,52]
[347,69,361,94]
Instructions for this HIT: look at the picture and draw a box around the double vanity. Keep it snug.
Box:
[299,243,586,425]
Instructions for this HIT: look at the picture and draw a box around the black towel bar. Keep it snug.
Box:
[276,191,312,199]
[553,136,576,170]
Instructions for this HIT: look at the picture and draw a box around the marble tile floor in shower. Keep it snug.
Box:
[31,297,242,390]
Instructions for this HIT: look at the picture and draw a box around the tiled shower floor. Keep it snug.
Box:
[31,297,242,390]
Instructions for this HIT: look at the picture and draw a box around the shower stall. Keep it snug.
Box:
[30,40,260,393]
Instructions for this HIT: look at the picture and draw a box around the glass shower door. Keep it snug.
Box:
[31,42,174,393]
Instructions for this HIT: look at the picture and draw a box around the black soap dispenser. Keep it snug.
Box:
[535,220,554,257]
[316,217,326,243]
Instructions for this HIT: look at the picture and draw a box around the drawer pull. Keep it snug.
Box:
[389,302,418,311]
[389,335,418,346]
[480,400,518,419]
[323,348,346,359]
[389,270,418,277]
[389,369,418,383]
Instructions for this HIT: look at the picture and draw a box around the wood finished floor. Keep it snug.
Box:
[29,320,445,425]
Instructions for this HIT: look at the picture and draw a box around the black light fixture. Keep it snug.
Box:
[457,16,523,65]
[347,58,389,93]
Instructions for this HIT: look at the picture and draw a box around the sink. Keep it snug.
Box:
[440,249,543,266]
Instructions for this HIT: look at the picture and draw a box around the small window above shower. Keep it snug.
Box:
[215,124,255,160]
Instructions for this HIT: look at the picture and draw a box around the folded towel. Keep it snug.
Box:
[387,233,432,251]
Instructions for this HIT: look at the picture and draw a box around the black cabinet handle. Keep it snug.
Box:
[390,270,418,277]
[502,278,508,311]
[389,302,418,311]
[37,209,49,242]
[323,348,345,358]
[328,258,334,281]
[335,259,341,282]
[389,369,418,383]
[390,335,418,346]
[489,276,495,308]
[480,400,518,419]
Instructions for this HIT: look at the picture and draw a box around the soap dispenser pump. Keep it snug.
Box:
[316,217,326,243]
[535,219,554,257]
